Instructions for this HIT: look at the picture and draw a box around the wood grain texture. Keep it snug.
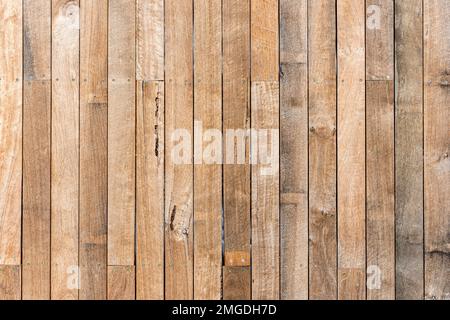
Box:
[193,0,222,300]
[280,0,308,300]
[51,0,79,300]
[337,0,366,300]
[423,0,450,301]
[165,0,194,300]
[395,0,424,300]
[136,81,164,300]
[251,0,279,81]
[251,81,280,300]
[0,0,22,266]
[107,266,135,300]
[0,265,20,300]
[366,81,395,300]
[108,0,136,266]
[308,0,337,300]
[223,0,251,300]
[80,0,107,300]
[137,0,164,81]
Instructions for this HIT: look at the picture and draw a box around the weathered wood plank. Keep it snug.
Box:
[107,266,136,300]
[137,0,164,81]
[280,0,308,300]
[251,0,279,81]
[80,0,108,300]
[51,0,79,300]
[308,0,337,300]
[223,0,251,300]
[0,0,22,267]
[366,81,395,300]
[0,266,21,300]
[108,0,136,267]
[251,81,280,300]
[395,0,424,300]
[165,0,194,300]
[193,0,222,300]
[136,81,164,300]
[424,0,450,301]
[337,0,366,300]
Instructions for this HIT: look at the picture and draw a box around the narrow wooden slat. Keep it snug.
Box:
[365,0,395,300]
[337,0,366,300]
[222,0,251,300]
[0,0,22,266]
[193,0,222,300]
[79,0,108,300]
[251,0,279,81]
[308,0,337,300]
[223,267,251,300]
[22,0,50,300]
[107,266,135,300]
[136,81,164,300]
[23,80,51,299]
[251,81,280,300]
[424,0,450,301]
[165,0,194,300]
[0,266,21,300]
[280,0,308,300]
[108,0,136,267]
[395,0,424,300]
[51,0,79,300]
[137,0,164,81]
[366,81,395,300]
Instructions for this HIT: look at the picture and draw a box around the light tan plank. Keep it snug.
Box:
[308,0,337,300]
[136,81,164,300]
[223,0,251,300]
[424,0,450,301]
[251,81,280,300]
[0,266,21,300]
[51,0,79,300]
[395,0,424,300]
[251,0,279,81]
[0,0,22,267]
[108,0,136,266]
[280,0,308,300]
[366,81,395,300]
[165,0,194,300]
[193,0,222,300]
[79,0,108,300]
[107,266,136,300]
[137,0,164,81]
[337,0,366,300]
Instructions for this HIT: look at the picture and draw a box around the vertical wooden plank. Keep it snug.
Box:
[165,0,194,300]
[79,0,108,300]
[337,0,366,300]
[0,0,22,267]
[366,0,395,300]
[308,0,337,300]
[280,0,308,300]
[136,81,164,300]
[107,266,136,300]
[0,266,21,300]
[137,0,164,81]
[222,0,251,300]
[108,0,136,267]
[395,0,424,300]
[366,81,395,300]
[251,81,280,300]
[251,0,279,81]
[51,0,79,300]
[193,0,222,300]
[424,0,450,301]
[22,0,51,300]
